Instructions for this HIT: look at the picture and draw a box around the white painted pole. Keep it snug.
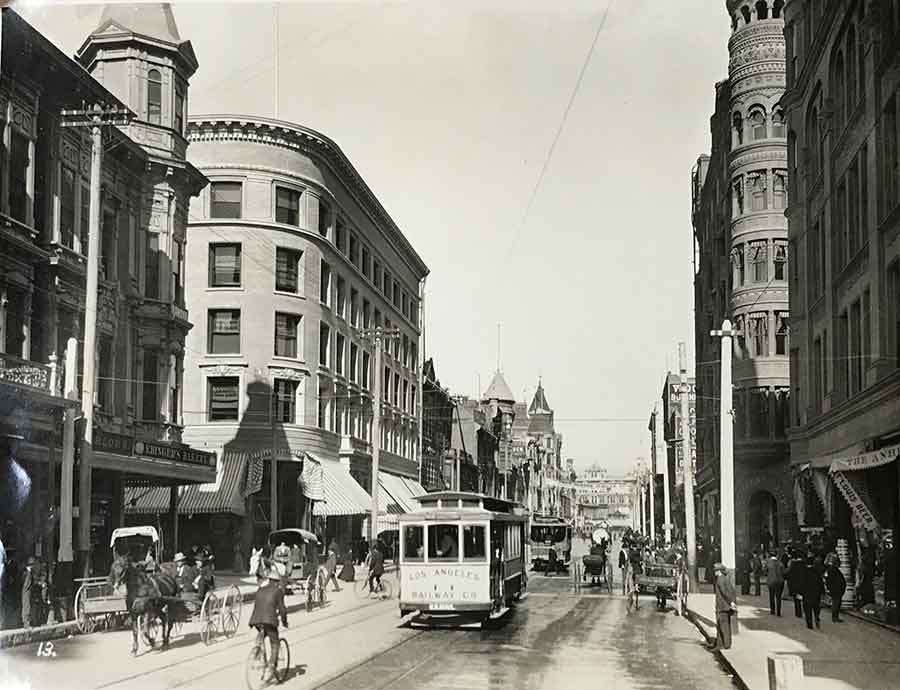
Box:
[680,342,698,590]
[716,320,736,572]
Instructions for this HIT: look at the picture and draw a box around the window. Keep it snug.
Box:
[374,308,382,327]
[775,388,789,436]
[750,241,768,282]
[317,376,330,429]
[733,112,743,146]
[274,379,297,423]
[101,206,117,281]
[732,246,744,287]
[393,373,400,406]
[275,187,301,226]
[809,219,821,298]
[349,343,359,383]
[402,293,409,320]
[336,276,346,318]
[428,524,459,561]
[402,380,409,412]
[383,270,390,296]
[463,525,486,561]
[402,334,409,367]
[393,332,401,359]
[750,109,767,140]
[848,160,860,259]
[98,337,114,412]
[863,287,871,373]
[274,313,300,358]
[851,299,862,394]
[807,101,821,181]
[749,312,769,357]
[750,172,767,211]
[834,178,847,270]
[208,309,241,353]
[209,243,241,287]
[773,171,787,209]
[860,143,869,241]
[320,261,332,306]
[749,387,769,437]
[174,88,184,134]
[172,239,183,305]
[362,352,371,389]
[883,96,898,215]
[383,366,390,401]
[60,166,76,249]
[411,384,417,413]
[143,350,159,421]
[208,377,239,421]
[374,260,382,289]
[775,311,789,355]
[350,288,359,327]
[362,246,371,279]
[772,109,785,138]
[319,322,331,367]
[349,233,359,267]
[790,348,801,424]
[393,283,401,307]
[147,68,162,124]
[403,525,424,561]
[411,342,418,369]
[336,219,347,254]
[774,241,787,280]
[838,311,849,397]
[275,247,301,293]
[318,199,330,237]
[363,299,371,328]
[733,177,744,215]
[336,333,345,376]
[146,233,160,299]
[79,187,90,253]
[210,182,242,219]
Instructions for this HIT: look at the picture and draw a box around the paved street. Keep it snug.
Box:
[2,541,737,690]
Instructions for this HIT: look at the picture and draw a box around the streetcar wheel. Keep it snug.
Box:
[275,638,290,683]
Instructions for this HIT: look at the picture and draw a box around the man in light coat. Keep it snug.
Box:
[712,562,737,650]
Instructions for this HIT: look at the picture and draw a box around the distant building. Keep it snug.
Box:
[573,463,635,535]
[421,358,454,490]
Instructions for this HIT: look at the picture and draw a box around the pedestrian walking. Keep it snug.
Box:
[786,549,805,618]
[325,540,341,592]
[766,550,785,616]
[737,551,751,596]
[803,555,824,630]
[825,558,846,623]
[712,563,737,650]
[618,547,627,596]
[338,547,355,583]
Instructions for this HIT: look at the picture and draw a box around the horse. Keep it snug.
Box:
[108,556,181,656]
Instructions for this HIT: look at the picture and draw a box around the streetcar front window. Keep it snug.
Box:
[530,526,568,544]
[428,524,459,561]
[403,525,424,561]
[463,525,486,562]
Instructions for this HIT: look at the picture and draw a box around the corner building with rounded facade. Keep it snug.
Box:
[181,116,429,552]
[693,0,793,555]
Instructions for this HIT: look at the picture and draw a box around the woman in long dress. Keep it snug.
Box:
[338,547,355,583]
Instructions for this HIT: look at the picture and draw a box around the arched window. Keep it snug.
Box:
[750,108,767,140]
[741,5,752,24]
[773,0,785,19]
[733,176,745,216]
[147,68,162,125]
[756,1,769,20]
[750,171,768,211]
[832,51,845,129]
[773,172,787,209]
[733,112,744,146]
[772,108,786,138]
[732,247,745,288]
[846,26,858,108]
[806,98,821,180]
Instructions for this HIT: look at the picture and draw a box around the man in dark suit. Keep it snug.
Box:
[712,562,738,650]
[249,569,288,682]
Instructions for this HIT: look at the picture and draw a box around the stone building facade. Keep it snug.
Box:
[177,114,429,554]
[782,0,900,551]
[692,0,794,555]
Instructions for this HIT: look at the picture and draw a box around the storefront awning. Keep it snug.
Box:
[312,458,372,517]
[124,451,246,516]
[378,472,415,514]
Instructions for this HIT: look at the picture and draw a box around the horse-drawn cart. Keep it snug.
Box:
[167,581,243,645]
[254,528,328,613]
[581,528,613,592]
[636,560,679,609]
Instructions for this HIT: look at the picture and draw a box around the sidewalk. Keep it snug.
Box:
[0,565,395,650]
[686,588,900,690]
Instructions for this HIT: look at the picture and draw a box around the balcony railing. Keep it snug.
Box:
[0,352,56,395]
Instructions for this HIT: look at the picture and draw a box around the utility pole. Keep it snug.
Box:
[711,320,736,576]
[60,104,133,577]
[679,342,698,591]
[56,338,78,598]
[359,326,400,544]
[649,420,657,544]
[657,403,672,546]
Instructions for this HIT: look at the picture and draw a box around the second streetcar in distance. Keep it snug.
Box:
[528,514,573,572]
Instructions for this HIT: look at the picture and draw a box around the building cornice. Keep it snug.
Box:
[187,115,429,280]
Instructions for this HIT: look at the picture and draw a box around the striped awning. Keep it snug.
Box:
[300,453,325,501]
[312,459,372,517]
[376,513,400,533]
[378,472,419,514]
[124,451,247,516]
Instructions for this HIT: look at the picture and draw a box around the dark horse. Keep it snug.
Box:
[108,556,182,655]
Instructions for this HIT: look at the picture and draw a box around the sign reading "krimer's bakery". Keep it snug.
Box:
[400,565,487,603]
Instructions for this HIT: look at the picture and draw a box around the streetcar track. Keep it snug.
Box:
[91,596,394,689]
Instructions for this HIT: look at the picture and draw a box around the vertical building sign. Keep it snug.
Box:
[669,382,696,486]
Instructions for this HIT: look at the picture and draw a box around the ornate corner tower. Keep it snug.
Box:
[725,0,792,550]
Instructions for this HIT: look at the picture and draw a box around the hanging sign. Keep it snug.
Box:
[831,470,879,531]
[828,444,900,473]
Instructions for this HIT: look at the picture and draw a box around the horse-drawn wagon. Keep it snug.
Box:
[251,528,328,612]
[636,560,679,610]
[581,528,613,592]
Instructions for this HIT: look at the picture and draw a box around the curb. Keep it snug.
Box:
[0,620,81,650]
[684,607,750,690]
[843,608,900,634]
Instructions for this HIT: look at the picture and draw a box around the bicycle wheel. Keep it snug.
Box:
[275,638,290,683]
[354,576,371,599]
[378,577,393,599]
[245,644,268,690]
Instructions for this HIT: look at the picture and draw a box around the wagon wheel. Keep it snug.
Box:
[200,592,219,646]
[221,585,242,638]
[75,586,96,634]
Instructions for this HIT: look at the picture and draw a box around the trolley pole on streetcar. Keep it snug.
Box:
[358,326,400,545]
[679,342,699,592]
[60,104,133,578]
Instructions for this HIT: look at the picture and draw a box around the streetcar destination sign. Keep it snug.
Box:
[401,565,486,603]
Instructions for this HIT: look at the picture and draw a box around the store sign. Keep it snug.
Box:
[94,430,135,457]
[401,565,487,604]
[135,440,216,469]
[828,444,900,473]
[831,470,879,531]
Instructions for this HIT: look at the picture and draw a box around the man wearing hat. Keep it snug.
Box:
[712,562,737,650]
[249,566,288,682]
[174,552,197,594]
[193,555,216,601]
[20,557,39,628]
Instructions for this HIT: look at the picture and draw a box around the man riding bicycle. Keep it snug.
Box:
[249,567,288,682]
[366,542,385,594]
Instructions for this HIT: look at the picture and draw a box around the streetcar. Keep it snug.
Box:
[528,514,573,572]
[398,491,528,626]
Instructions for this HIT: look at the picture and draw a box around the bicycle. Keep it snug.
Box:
[245,627,290,689]
[355,570,393,599]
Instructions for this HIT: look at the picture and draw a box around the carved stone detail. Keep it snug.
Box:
[269,367,307,382]
[201,364,244,377]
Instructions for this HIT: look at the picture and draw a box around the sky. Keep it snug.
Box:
[13,0,733,476]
